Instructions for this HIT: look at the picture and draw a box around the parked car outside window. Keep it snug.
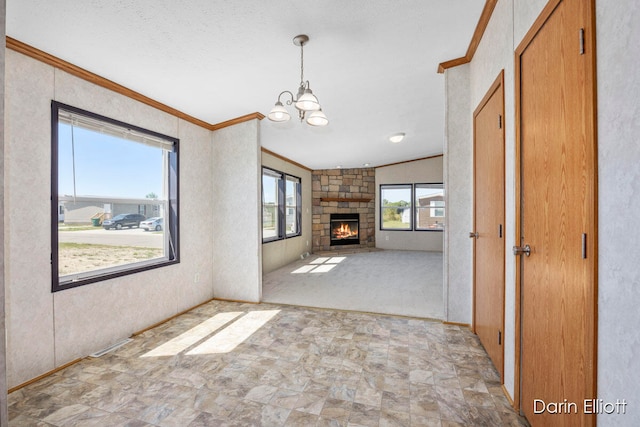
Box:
[140,217,163,232]
[102,213,146,230]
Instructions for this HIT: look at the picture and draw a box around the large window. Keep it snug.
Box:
[262,167,301,242]
[380,183,445,231]
[52,101,179,291]
[415,183,445,230]
[380,184,413,230]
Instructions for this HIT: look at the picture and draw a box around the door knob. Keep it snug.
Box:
[469,232,479,239]
[513,244,531,257]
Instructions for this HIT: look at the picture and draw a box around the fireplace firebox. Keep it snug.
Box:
[330,213,360,246]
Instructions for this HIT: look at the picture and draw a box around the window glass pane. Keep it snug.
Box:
[262,170,280,240]
[416,183,445,230]
[54,103,178,290]
[285,176,300,236]
[262,168,302,242]
[381,185,412,230]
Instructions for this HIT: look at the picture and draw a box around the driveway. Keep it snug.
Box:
[58,228,163,249]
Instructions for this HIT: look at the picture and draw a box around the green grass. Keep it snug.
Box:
[382,220,411,229]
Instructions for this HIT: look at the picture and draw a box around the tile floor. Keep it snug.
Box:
[8,300,529,426]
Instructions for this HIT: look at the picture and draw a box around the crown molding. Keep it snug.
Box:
[375,154,444,169]
[261,147,313,171]
[437,0,498,73]
[5,36,263,131]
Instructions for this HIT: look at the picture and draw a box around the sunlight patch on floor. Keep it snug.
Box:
[292,265,317,274]
[310,264,336,273]
[292,256,346,274]
[186,310,280,355]
[140,311,243,357]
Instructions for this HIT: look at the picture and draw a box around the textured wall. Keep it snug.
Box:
[5,51,56,387]
[261,150,312,274]
[443,64,472,324]
[375,157,444,251]
[595,0,640,424]
[4,51,215,387]
[212,120,262,302]
[0,0,9,422]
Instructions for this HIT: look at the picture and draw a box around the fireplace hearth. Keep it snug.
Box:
[330,213,360,246]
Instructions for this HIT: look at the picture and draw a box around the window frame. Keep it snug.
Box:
[415,182,445,232]
[285,175,302,238]
[379,184,414,231]
[262,167,302,243]
[51,101,180,292]
[379,183,445,232]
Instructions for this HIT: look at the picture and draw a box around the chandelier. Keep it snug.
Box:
[267,34,329,127]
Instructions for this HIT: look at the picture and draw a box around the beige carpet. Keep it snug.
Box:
[262,250,443,319]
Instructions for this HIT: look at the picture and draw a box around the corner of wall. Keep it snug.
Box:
[443,64,472,324]
[211,120,262,302]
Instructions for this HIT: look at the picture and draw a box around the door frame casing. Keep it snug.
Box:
[472,70,506,381]
[513,0,598,415]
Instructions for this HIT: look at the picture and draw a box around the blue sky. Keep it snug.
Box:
[58,123,163,199]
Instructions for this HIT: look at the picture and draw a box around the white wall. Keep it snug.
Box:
[595,0,640,425]
[445,0,640,423]
[0,0,9,421]
[443,64,472,325]
[375,157,444,251]
[260,150,312,274]
[4,50,215,387]
[212,120,262,302]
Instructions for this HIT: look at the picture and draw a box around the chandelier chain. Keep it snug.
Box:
[300,41,304,86]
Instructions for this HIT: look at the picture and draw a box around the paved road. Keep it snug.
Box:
[58,228,163,248]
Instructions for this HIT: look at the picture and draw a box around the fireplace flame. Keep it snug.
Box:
[332,222,358,239]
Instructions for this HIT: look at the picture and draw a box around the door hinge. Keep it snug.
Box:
[498,114,502,129]
[498,330,502,345]
[579,28,585,55]
[582,233,587,259]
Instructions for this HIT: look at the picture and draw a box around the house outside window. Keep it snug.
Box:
[415,183,445,231]
[52,101,179,291]
[262,167,301,242]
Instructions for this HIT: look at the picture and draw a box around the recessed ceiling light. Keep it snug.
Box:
[389,132,405,143]
[336,165,342,169]
[363,163,370,167]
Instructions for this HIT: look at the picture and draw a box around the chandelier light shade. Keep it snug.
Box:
[306,109,329,127]
[267,101,290,122]
[268,34,328,126]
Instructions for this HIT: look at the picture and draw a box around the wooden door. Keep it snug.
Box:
[516,0,597,425]
[472,71,505,380]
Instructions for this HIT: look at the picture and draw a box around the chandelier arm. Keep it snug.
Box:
[277,90,296,106]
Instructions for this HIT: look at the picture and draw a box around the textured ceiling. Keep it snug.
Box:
[6,0,484,170]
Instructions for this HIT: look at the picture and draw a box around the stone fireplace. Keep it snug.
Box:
[312,168,376,252]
